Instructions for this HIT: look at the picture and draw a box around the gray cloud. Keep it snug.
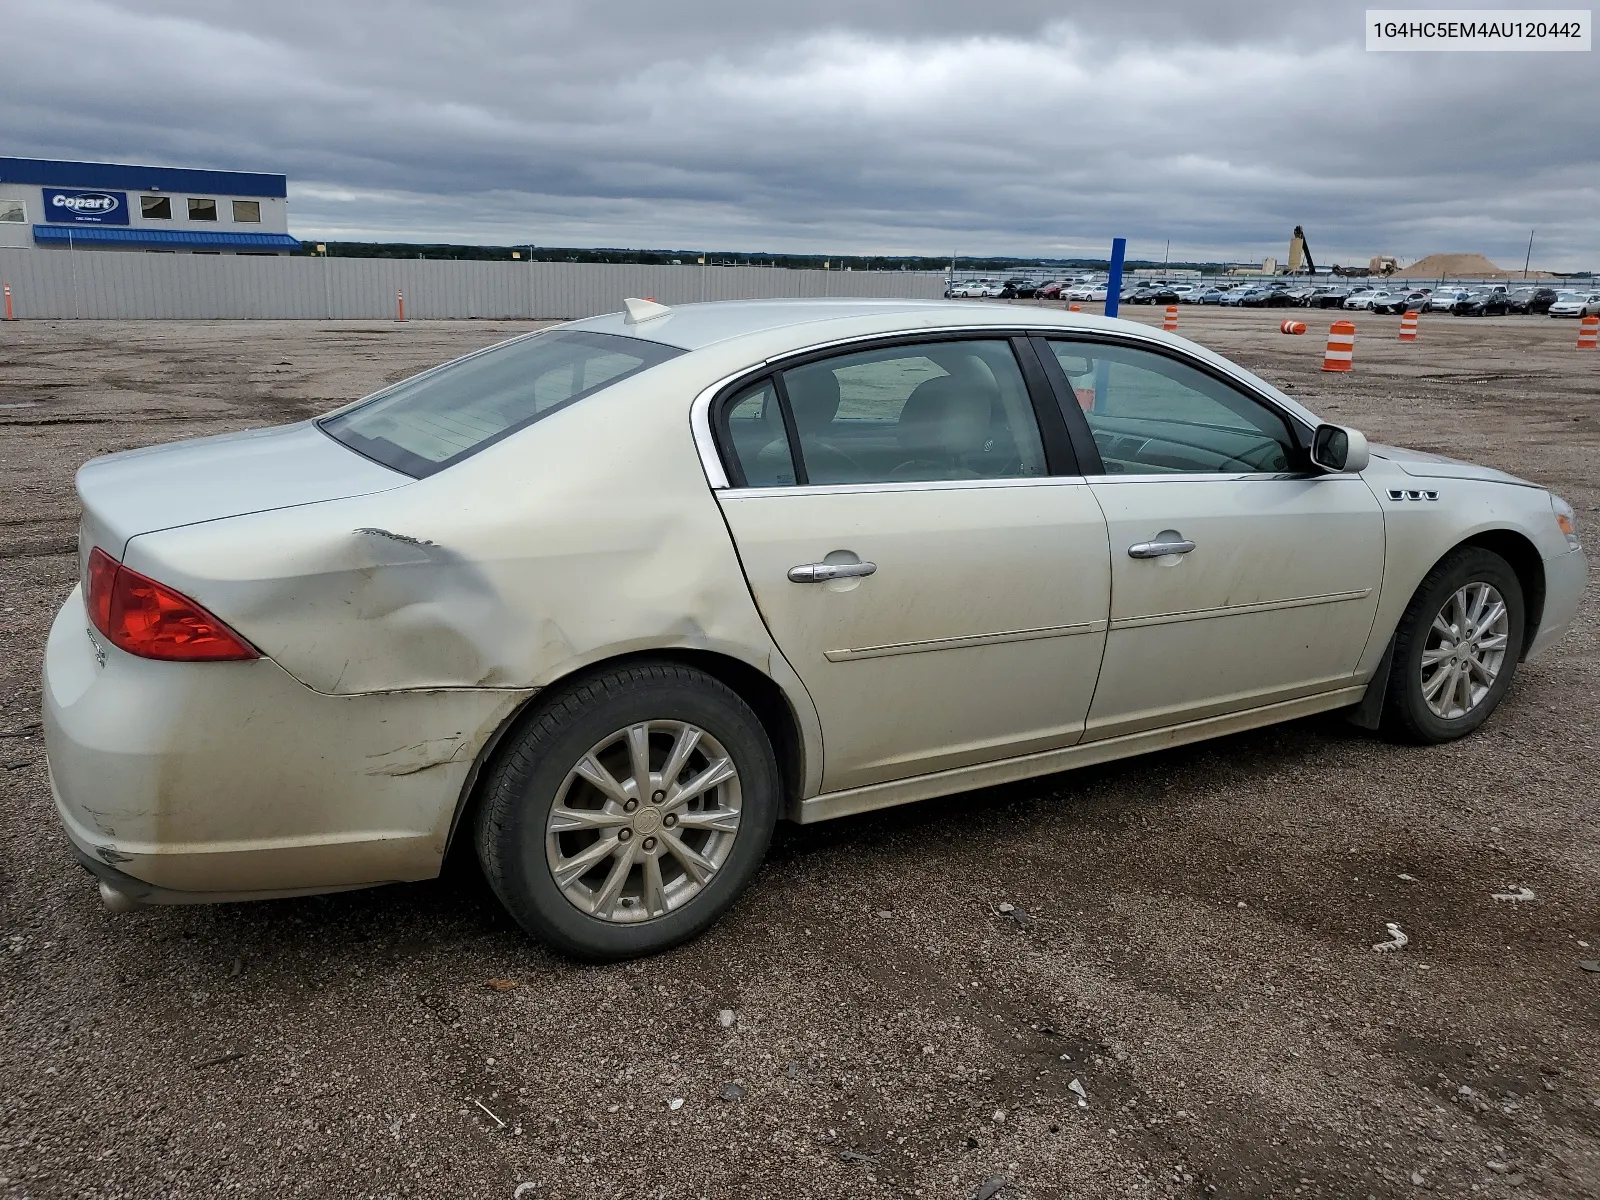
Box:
[3,1,1596,267]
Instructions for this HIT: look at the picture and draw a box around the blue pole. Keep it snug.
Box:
[1094,236,1126,413]
[1103,236,1126,318]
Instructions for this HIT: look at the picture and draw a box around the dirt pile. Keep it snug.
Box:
[1390,252,1559,280]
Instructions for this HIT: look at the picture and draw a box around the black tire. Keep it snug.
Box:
[1382,546,1525,744]
[474,661,780,961]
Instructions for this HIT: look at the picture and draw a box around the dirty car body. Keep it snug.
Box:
[44,299,1587,957]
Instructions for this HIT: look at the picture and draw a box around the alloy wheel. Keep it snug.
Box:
[545,721,743,923]
[1420,582,1510,720]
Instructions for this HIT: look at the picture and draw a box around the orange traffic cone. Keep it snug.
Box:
[1279,319,1306,335]
[1399,310,1419,341]
[1162,305,1178,332]
[1322,321,1355,372]
[1579,315,1598,349]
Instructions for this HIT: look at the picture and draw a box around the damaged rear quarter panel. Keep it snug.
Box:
[43,589,530,891]
[121,358,788,698]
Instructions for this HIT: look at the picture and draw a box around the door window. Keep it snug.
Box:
[722,380,797,487]
[777,340,1048,484]
[1044,341,1297,474]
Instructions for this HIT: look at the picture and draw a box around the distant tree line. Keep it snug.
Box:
[290,241,1209,274]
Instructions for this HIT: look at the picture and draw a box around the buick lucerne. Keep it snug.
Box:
[44,299,1587,959]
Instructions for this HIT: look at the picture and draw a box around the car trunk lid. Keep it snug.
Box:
[76,421,411,575]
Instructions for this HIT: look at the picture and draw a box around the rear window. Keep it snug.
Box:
[320,330,681,477]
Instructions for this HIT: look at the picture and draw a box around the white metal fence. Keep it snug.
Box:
[0,250,946,320]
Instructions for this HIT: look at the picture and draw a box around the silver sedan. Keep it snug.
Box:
[45,298,1587,959]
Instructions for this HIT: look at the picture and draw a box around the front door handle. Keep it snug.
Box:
[788,560,878,583]
[1128,531,1196,559]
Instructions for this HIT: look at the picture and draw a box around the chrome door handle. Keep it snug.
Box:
[1128,532,1196,559]
[788,561,878,583]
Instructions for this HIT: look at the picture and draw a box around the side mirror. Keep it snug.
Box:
[1311,424,1370,473]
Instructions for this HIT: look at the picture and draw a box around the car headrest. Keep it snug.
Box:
[784,367,841,434]
[897,376,992,460]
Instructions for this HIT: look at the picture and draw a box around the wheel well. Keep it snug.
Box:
[640,649,807,811]
[1462,529,1546,656]
[442,649,808,866]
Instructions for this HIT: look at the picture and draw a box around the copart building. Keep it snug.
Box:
[0,157,300,255]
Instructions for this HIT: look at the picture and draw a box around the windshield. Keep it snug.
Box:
[320,329,681,477]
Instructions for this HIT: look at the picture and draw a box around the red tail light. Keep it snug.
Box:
[84,547,258,662]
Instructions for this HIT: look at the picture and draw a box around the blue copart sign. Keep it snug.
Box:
[43,188,130,224]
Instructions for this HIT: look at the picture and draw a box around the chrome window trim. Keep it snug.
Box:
[719,476,1091,499]
[758,324,1026,366]
[1086,471,1316,485]
[691,322,1318,491]
[690,369,752,490]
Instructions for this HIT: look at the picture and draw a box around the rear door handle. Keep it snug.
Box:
[788,561,878,583]
[1128,531,1196,559]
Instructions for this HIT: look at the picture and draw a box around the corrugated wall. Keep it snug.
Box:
[0,250,945,320]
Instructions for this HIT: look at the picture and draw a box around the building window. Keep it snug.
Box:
[141,195,172,220]
[188,198,218,221]
[0,198,25,223]
[232,200,261,223]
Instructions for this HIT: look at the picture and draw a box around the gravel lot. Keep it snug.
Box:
[1,306,1597,1200]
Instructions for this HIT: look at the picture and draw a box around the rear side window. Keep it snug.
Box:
[723,380,797,486]
[777,340,1047,485]
[321,330,681,477]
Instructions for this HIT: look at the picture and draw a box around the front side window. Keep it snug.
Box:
[321,330,680,477]
[1044,340,1297,474]
[141,195,172,220]
[766,339,1048,485]
[0,198,25,223]
[188,198,217,221]
[232,200,261,222]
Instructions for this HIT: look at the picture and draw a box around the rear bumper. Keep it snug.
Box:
[43,586,530,902]
[68,840,377,909]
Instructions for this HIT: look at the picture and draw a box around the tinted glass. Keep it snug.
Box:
[777,340,1047,484]
[141,195,172,220]
[232,200,261,222]
[321,330,681,477]
[1046,341,1295,474]
[188,198,217,221]
[723,380,796,487]
[0,199,24,223]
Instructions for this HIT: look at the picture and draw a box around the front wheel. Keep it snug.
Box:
[1382,547,1525,744]
[475,662,780,960]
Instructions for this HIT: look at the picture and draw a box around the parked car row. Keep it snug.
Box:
[945,276,1598,317]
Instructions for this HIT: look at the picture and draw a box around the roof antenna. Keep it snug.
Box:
[622,297,672,324]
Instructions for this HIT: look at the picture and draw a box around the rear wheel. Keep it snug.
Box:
[1382,547,1525,744]
[475,662,779,960]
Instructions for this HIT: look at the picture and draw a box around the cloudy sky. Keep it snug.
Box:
[3,1,1596,267]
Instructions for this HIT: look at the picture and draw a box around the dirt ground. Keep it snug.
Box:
[1,305,1597,1200]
